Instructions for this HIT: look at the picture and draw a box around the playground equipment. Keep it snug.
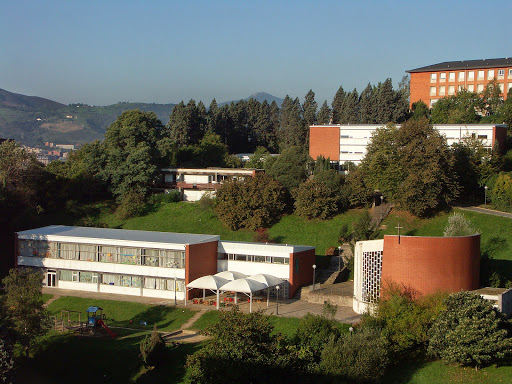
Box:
[86,306,118,338]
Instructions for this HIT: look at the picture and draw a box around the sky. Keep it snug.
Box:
[1,0,511,106]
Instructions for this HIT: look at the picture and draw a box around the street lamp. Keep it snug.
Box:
[312,264,317,291]
[174,276,177,306]
[484,185,488,206]
[276,285,280,315]
[380,195,384,221]
[338,246,342,271]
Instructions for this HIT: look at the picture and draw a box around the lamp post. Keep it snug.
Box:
[380,195,384,221]
[174,276,177,306]
[338,246,342,271]
[312,264,317,291]
[484,185,488,206]
[276,285,280,315]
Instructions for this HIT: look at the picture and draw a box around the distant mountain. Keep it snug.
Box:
[218,92,284,107]
[0,88,175,146]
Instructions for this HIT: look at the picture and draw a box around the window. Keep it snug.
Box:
[478,70,484,80]
[430,86,436,96]
[468,71,475,80]
[448,85,455,95]
[449,72,455,81]
[79,272,93,283]
[468,84,475,92]
[429,99,438,107]
[498,83,504,93]
[439,85,446,96]
[458,85,465,92]
[477,84,484,92]
[430,73,437,82]
[498,69,505,78]
[508,83,512,93]
[509,69,512,78]
[440,72,446,82]
[478,135,488,139]
[72,271,78,282]
[58,270,73,281]
[488,70,495,79]
[458,72,465,81]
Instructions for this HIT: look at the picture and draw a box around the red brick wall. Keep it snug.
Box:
[381,235,480,297]
[309,126,340,161]
[493,126,508,154]
[185,241,219,299]
[289,249,315,298]
[410,67,512,108]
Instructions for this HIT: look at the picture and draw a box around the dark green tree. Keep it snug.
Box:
[375,78,396,123]
[280,96,305,149]
[215,173,287,230]
[139,325,167,367]
[295,313,341,362]
[2,269,50,358]
[266,146,312,192]
[410,100,430,121]
[430,91,481,124]
[331,86,346,124]
[338,88,359,123]
[359,83,376,123]
[302,89,317,126]
[428,292,512,368]
[294,179,340,220]
[102,110,165,200]
[317,101,331,124]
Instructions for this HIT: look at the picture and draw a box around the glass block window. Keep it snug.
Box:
[362,250,383,304]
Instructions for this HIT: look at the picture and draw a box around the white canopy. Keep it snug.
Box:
[214,271,247,281]
[248,273,283,288]
[219,278,268,293]
[186,275,230,290]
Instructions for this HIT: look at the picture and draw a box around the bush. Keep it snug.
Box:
[140,326,167,367]
[428,291,512,368]
[198,192,215,210]
[0,338,14,384]
[215,173,287,230]
[115,191,145,220]
[295,313,342,362]
[148,190,181,205]
[294,179,340,220]
[320,327,389,382]
[443,212,478,236]
[253,228,272,243]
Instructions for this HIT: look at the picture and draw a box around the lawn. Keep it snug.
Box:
[46,296,196,332]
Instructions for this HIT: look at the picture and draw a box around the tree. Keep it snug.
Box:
[331,86,346,124]
[266,146,312,192]
[186,308,311,384]
[430,91,481,124]
[139,325,167,367]
[101,110,165,200]
[295,313,341,362]
[302,89,317,127]
[280,96,305,149]
[428,292,512,368]
[359,83,376,123]
[0,338,14,384]
[245,146,271,169]
[317,101,331,124]
[2,269,50,358]
[215,173,287,230]
[338,89,359,124]
[320,328,389,382]
[410,100,430,121]
[359,119,459,217]
[443,213,478,236]
[294,179,340,220]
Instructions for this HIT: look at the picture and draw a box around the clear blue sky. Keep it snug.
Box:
[1,0,511,106]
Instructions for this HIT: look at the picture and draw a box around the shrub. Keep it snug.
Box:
[294,179,340,220]
[198,192,215,210]
[215,173,287,230]
[319,327,389,382]
[115,191,145,220]
[295,313,342,362]
[443,212,478,236]
[428,291,512,368]
[253,228,272,243]
[140,326,167,367]
[0,338,14,384]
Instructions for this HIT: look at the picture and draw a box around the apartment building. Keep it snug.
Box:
[407,58,512,108]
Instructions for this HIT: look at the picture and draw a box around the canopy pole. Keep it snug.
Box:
[250,293,253,313]
[216,290,220,310]
[235,292,237,304]
[203,289,205,301]
[267,288,270,307]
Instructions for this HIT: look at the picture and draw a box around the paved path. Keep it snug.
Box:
[459,206,512,219]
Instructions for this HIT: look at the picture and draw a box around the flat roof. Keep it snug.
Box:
[407,58,512,73]
[17,225,219,245]
[219,240,315,254]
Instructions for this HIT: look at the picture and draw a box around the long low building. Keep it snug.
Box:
[15,226,315,301]
[310,124,508,166]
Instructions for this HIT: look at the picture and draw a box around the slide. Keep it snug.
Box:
[97,319,118,338]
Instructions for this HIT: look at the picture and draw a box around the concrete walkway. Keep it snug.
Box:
[459,206,512,219]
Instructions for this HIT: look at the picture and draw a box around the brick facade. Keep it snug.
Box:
[185,241,219,299]
[288,249,316,298]
[381,235,480,297]
[309,126,340,161]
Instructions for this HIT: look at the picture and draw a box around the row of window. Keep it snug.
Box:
[430,83,512,97]
[19,240,186,269]
[218,253,289,265]
[57,270,185,291]
[431,69,512,83]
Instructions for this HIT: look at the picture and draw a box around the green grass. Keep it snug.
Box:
[46,296,196,332]
[381,359,512,384]
[42,294,53,303]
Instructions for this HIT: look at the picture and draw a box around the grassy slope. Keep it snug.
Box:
[46,296,196,332]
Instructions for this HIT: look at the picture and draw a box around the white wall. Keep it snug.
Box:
[142,288,184,301]
[99,284,140,296]
[219,242,296,257]
[183,190,208,201]
[353,239,384,314]
[183,174,209,183]
[217,260,290,279]
[58,281,98,292]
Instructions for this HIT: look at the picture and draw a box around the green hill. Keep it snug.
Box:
[0,88,176,146]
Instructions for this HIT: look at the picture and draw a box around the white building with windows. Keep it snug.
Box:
[15,226,315,301]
